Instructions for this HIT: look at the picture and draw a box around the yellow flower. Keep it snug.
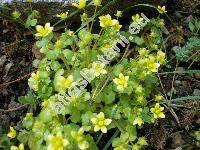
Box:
[93,0,102,6]
[71,128,89,150]
[72,0,86,9]
[31,71,39,80]
[47,132,69,150]
[59,75,74,89]
[137,137,148,146]
[99,14,122,30]
[114,145,127,150]
[133,117,144,126]
[12,10,21,19]
[157,6,167,14]
[91,112,112,133]
[68,30,75,37]
[137,96,146,104]
[157,51,165,64]
[150,103,165,119]
[155,94,164,101]
[28,71,39,91]
[151,44,158,50]
[7,127,16,139]
[11,143,24,150]
[146,57,160,72]
[113,73,129,91]
[135,85,143,94]
[138,48,148,58]
[35,23,53,37]
[158,19,165,27]
[132,144,140,150]
[113,22,122,30]
[55,40,63,49]
[150,31,157,38]
[92,62,107,77]
[56,12,68,20]
[132,14,143,24]
[115,10,122,18]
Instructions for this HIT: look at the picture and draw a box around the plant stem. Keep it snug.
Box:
[61,56,70,71]
[103,129,120,150]
[96,133,103,144]
[90,6,98,32]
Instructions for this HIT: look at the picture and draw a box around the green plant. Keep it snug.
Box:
[175,19,200,62]
[194,129,200,141]
[7,1,167,150]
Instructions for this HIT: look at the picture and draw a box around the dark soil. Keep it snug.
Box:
[0,19,34,131]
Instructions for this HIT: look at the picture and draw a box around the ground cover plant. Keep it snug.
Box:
[0,0,200,150]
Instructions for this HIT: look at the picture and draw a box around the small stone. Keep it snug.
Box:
[32,44,44,59]
[193,89,200,96]
[3,62,13,80]
[193,73,200,79]
[33,59,40,68]
[176,67,185,71]
[0,55,7,68]
[175,80,182,85]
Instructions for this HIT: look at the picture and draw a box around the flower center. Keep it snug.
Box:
[98,121,104,126]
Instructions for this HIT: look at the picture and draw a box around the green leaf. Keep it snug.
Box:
[170,96,200,102]
[133,36,145,45]
[17,130,29,143]
[39,109,53,123]
[141,107,152,123]
[63,49,74,63]
[189,22,195,32]
[112,137,121,147]
[36,33,53,48]
[46,50,60,60]
[0,134,10,150]
[103,90,115,105]
[81,111,94,125]
[23,113,34,130]
[126,125,137,141]
[18,91,36,107]
[30,19,37,26]
[78,28,93,43]
[25,16,37,28]
[112,64,123,76]
[120,132,129,142]
[123,107,131,118]
[159,70,200,75]
[71,109,81,123]
[51,61,61,71]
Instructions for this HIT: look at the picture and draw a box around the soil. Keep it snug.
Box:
[0,1,200,149]
[0,19,34,131]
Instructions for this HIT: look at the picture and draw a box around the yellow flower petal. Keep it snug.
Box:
[7,127,16,139]
[63,139,69,146]
[97,112,105,120]
[35,23,53,37]
[104,119,112,125]
[72,0,86,9]
[91,118,97,124]
[151,103,165,119]
[101,126,107,133]
[19,144,24,150]
[113,73,129,92]
[91,112,112,133]
[133,117,144,126]
[11,146,18,150]
[94,125,100,132]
